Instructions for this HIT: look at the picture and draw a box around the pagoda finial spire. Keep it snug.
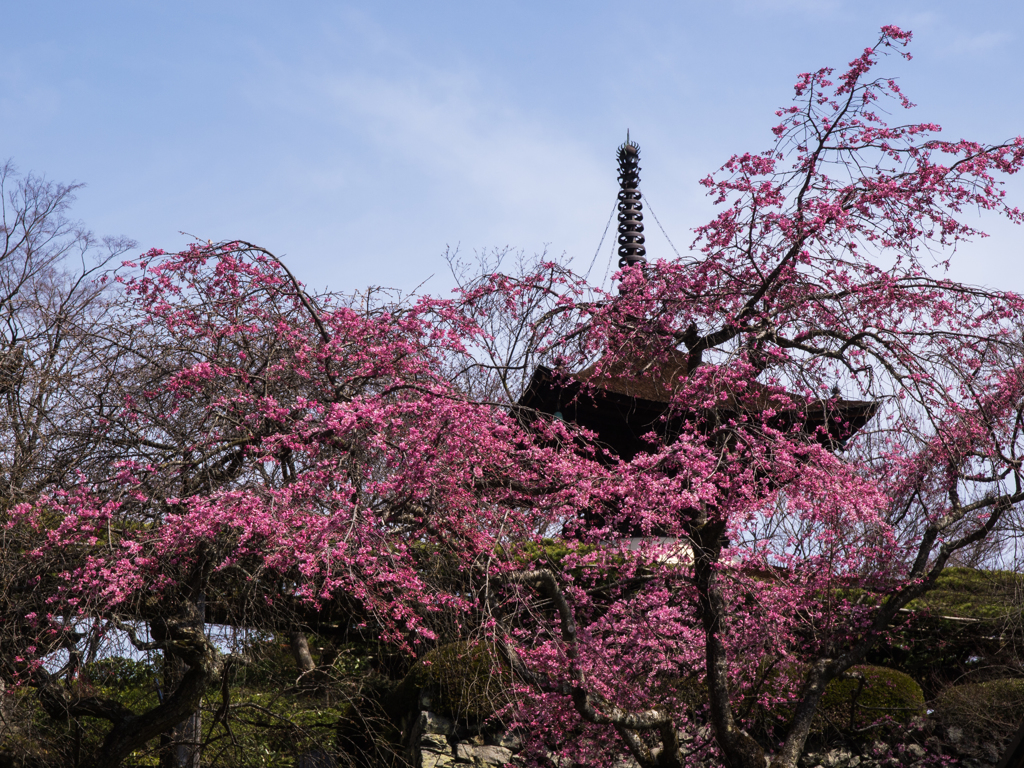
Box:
[616,132,647,269]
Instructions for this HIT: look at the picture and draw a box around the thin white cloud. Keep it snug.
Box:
[249,37,614,260]
[321,69,601,207]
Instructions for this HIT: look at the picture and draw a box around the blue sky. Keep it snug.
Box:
[2,0,1023,295]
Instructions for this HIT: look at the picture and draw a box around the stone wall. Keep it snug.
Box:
[410,710,1010,768]
[411,710,521,768]
[797,717,1017,768]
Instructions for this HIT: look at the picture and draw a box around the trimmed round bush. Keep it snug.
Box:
[814,665,925,733]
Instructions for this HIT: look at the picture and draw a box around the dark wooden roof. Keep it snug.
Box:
[574,346,691,403]
[518,357,877,462]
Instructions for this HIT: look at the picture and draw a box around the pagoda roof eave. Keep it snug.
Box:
[517,364,878,456]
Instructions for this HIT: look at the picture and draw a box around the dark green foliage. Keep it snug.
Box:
[234,635,298,688]
[863,613,1019,700]
[830,569,1024,700]
[933,678,1024,743]
[210,635,400,768]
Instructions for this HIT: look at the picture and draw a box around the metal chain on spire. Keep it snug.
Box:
[642,194,683,260]
[602,220,616,290]
[586,198,618,279]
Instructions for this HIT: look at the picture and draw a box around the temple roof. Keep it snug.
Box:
[573,345,690,403]
[519,357,877,462]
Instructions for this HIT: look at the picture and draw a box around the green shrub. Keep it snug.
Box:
[814,665,925,733]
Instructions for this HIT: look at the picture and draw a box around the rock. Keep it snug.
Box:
[420,711,456,736]
[422,752,457,768]
[866,741,889,758]
[905,744,926,760]
[455,743,514,765]
[823,748,852,768]
[421,733,450,753]
[487,731,522,750]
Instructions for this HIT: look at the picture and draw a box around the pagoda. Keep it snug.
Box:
[517,136,877,537]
